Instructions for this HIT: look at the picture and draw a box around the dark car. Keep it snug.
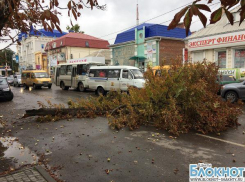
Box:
[7,77,14,85]
[0,77,14,101]
[221,81,245,102]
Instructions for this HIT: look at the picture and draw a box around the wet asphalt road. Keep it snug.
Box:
[0,85,245,182]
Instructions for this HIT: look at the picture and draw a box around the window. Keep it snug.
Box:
[31,73,35,78]
[70,54,73,59]
[60,66,66,75]
[89,69,107,77]
[234,49,245,68]
[193,51,204,63]
[26,73,30,78]
[85,41,89,47]
[216,51,226,68]
[77,65,88,75]
[66,65,72,75]
[108,69,120,78]
[122,70,132,79]
[22,73,26,78]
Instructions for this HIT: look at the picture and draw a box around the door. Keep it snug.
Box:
[56,67,60,86]
[72,67,77,88]
[239,83,245,99]
[120,69,134,91]
[26,73,31,86]
[106,69,120,91]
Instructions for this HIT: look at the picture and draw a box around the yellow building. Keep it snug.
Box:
[35,52,48,73]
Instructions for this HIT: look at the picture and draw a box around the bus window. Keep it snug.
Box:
[66,65,72,75]
[77,65,87,75]
[60,66,66,75]
[108,69,120,78]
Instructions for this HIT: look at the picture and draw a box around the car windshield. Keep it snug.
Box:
[130,69,144,79]
[220,75,236,81]
[0,78,7,85]
[34,72,49,78]
[17,76,21,79]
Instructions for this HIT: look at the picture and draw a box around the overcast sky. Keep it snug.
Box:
[0,0,221,52]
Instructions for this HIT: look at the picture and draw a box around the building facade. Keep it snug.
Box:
[45,32,110,68]
[185,6,245,71]
[17,29,66,72]
[110,23,189,71]
[35,52,48,72]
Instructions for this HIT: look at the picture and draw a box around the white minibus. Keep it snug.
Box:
[85,66,145,95]
[53,62,104,91]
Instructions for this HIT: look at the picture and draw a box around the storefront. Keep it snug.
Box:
[185,6,245,78]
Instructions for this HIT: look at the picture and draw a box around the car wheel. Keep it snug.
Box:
[24,84,29,89]
[61,82,69,90]
[78,82,86,92]
[6,92,14,101]
[18,83,20,87]
[48,85,52,89]
[13,83,16,87]
[225,91,238,103]
[97,86,105,96]
[33,84,37,89]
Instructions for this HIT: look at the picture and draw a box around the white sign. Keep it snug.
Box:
[188,31,245,51]
[50,55,57,67]
[67,57,105,64]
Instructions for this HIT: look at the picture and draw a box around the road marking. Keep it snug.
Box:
[196,133,245,148]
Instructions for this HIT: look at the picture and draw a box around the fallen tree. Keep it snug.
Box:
[28,61,243,135]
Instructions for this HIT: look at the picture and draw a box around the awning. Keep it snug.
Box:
[129,56,147,62]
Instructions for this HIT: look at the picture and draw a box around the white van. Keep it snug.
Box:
[85,66,145,95]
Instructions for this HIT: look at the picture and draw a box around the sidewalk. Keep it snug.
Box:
[0,166,56,182]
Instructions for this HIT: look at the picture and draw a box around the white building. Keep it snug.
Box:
[185,6,245,70]
[17,29,66,71]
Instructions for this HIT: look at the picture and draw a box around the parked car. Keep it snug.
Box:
[217,74,241,94]
[13,75,22,87]
[0,77,14,101]
[7,77,14,85]
[220,81,245,102]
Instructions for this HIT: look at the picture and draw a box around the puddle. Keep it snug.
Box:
[0,137,38,172]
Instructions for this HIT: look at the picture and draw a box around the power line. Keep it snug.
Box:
[99,1,194,38]
[106,1,220,42]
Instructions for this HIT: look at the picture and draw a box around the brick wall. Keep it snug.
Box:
[159,39,185,65]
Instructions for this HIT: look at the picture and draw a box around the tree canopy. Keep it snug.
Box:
[66,24,84,33]
[0,0,105,50]
[168,0,245,35]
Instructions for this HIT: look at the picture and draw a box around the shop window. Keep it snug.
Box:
[216,51,226,68]
[193,51,204,63]
[234,49,245,68]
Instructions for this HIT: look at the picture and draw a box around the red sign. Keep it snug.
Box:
[68,59,87,64]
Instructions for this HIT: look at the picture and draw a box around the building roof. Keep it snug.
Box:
[85,49,111,60]
[114,23,190,45]
[185,6,245,40]
[45,32,110,50]
[18,28,67,41]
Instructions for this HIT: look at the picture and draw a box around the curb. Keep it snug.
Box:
[34,166,56,182]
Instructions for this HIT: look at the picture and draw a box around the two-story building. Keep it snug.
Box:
[45,32,110,68]
[110,23,189,71]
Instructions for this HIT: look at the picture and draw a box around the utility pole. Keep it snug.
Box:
[136,0,139,26]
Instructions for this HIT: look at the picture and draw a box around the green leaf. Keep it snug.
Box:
[184,9,193,36]
[195,4,211,12]
[168,7,189,30]
[210,8,223,24]
[224,8,234,25]
[198,11,207,27]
